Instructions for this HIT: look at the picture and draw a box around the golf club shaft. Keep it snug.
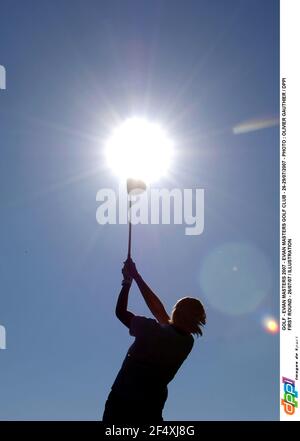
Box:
[127,199,132,260]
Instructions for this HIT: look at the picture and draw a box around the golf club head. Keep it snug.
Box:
[127,178,147,196]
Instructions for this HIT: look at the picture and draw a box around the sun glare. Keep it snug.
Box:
[105,117,173,183]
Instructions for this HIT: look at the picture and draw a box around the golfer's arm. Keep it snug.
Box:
[134,274,170,324]
[115,283,134,328]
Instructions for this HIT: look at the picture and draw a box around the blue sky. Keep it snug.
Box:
[0,0,279,420]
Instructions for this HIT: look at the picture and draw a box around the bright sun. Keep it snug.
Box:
[105,117,174,184]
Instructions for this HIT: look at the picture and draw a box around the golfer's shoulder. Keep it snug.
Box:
[129,315,159,336]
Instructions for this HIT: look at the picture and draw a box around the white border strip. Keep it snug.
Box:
[280,0,300,421]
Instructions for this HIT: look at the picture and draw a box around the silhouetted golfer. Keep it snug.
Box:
[102,258,206,422]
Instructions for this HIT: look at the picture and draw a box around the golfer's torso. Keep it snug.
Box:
[112,324,193,398]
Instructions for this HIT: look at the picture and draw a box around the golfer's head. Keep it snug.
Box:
[170,297,206,336]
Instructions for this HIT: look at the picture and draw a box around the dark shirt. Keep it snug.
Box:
[112,316,194,400]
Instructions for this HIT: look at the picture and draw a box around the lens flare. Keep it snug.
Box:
[263,316,279,334]
[198,242,272,316]
[105,117,174,184]
[233,117,279,135]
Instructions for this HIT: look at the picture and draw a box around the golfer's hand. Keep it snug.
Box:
[124,258,139,279]
[122,263,132,285]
